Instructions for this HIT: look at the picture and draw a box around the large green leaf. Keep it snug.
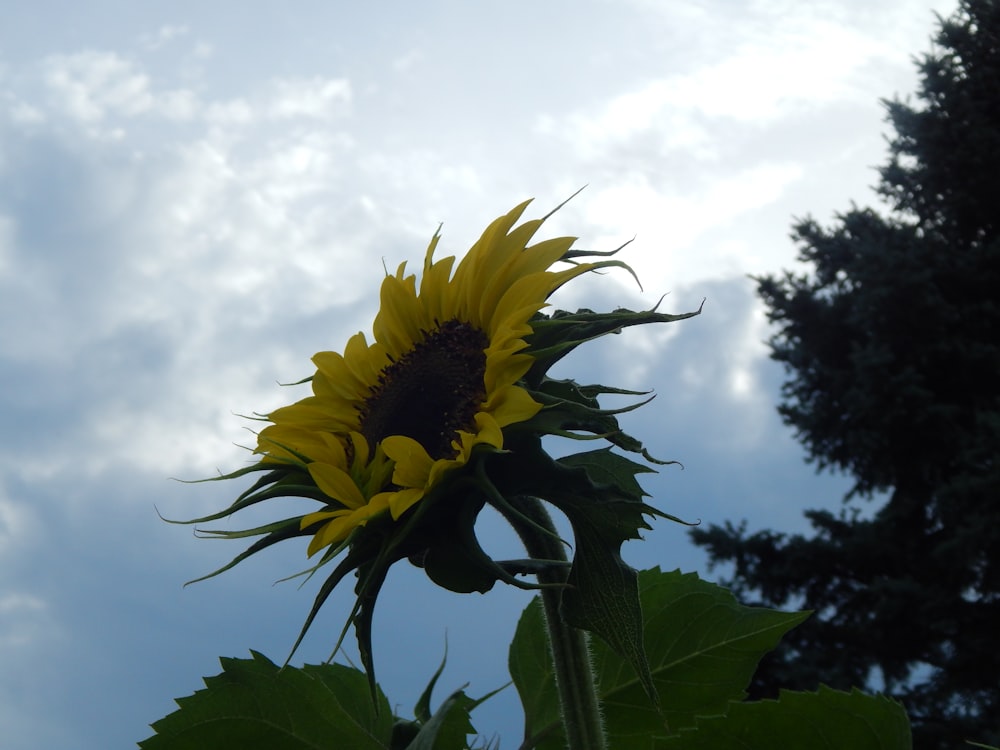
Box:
[140,651,394,750]
[656,685,911,749]
[509,567,809,750]
[508,597,562,749]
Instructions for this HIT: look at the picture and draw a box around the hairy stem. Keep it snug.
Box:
[503,496,606,750]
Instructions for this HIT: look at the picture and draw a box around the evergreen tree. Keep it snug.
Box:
[690,2,1000,747]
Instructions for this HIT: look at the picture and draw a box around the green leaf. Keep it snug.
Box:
[403,688,479,750]
[656,685,912,750]
[140,651,394,749]
[510,568,810,750]
[508,598,562,748]
[593,567,809,746]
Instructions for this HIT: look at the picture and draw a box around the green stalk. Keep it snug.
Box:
[503,496,606,750]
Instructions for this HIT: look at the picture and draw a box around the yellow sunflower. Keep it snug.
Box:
[255,200,600,556]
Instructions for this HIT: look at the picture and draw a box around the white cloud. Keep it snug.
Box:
[0,493,38,558]
[6,98,45,125]
[37,53,351,137]
[0,64,369,492]
[0,214,12,275]
[671,18,885,122]
[265,76,352,120]
[538,6,902,165]
[391,49,424,73]
[0,54,401,489]
[205,97,254,126]
[537,82,715,160]
[38,50,201,139]
[138,24,190,51]
[156,88,199,121]
[44,51,155,122]
[193,41,214,60]
[0,593,56,649]
[577,163,803,289]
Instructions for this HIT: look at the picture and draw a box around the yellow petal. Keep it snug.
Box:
[348,431,370,466]
[373,275,424,356]
[303,509,351,555]
[453,201,533,318]
[387,488,424,519]
[381,435,434,488]
[488,385,543,427]
[484,349,533,393]
[307,463,366,508]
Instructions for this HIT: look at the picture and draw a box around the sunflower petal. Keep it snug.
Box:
[387,488,424,520]
[307,463,367,508]
[381,435,435,489]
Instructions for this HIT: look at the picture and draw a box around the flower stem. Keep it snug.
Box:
[504,496,606,750]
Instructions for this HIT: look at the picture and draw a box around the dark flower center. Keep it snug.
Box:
[359,319,489,460]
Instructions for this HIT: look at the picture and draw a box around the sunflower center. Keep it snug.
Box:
[359,319,489,460]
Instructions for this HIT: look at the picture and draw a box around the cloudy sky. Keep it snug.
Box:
[0,1,954,747]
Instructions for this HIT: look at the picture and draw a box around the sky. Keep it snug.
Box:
[0,1,956,747]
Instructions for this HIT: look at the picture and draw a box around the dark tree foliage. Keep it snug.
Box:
[690,2,1000,748]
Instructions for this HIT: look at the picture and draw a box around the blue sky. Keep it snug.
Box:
[0,1,953,747]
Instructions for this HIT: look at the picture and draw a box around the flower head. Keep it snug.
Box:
[176,196,701,684]
[256,200,601,554]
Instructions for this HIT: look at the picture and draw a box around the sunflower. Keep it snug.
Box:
[180,196,701,695]
[254,200,601,556]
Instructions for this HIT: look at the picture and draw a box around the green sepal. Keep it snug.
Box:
[386,455,563,597]
[521,378,678,465]
[170,465,338,588]
[413,648,449,723]
[524,303,703,386]
[166,465,331,526]
[399,688,478,750]
[391,646,505,750]
[352,557,394,703]
[284,521,404,700]
[194,516,312,542]
[183,517,313,586]
[412,488,529,595]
